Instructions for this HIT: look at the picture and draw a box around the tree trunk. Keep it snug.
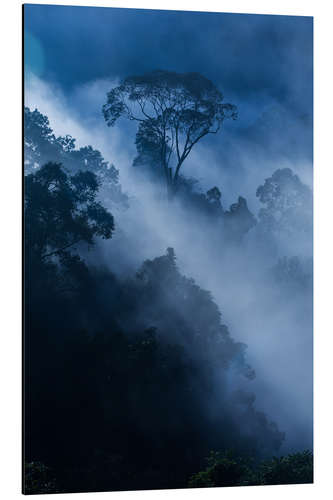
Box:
[163,164,174,202]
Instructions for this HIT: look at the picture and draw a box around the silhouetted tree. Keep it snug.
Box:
[256,168,312,234]
[25,162,114,261]
[24,107,128,207]
[103,70,237,198]
[24,107,61,171]
[223,196,257,242]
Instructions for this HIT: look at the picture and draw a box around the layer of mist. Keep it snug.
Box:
[25,75,313,456]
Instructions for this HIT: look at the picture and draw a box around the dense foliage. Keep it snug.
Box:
[188,450,313,488]
[24,106,128,207]
[24,98,313,493]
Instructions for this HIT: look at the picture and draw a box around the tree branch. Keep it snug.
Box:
[41,239,83,260]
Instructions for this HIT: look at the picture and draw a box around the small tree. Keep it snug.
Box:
[103,70,237,198]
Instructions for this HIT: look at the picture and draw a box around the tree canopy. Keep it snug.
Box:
[25,162,114,260]
[103,70,237,198]
[188,450,313,487]
[256,168,312,234]
[24,106,128,208]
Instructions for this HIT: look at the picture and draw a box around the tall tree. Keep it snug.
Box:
[103,70,237,198]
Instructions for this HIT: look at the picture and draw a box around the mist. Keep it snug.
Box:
[25,73,313,455]
[24,6,313,492]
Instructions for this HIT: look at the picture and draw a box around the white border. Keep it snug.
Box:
[1,1,332,499]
